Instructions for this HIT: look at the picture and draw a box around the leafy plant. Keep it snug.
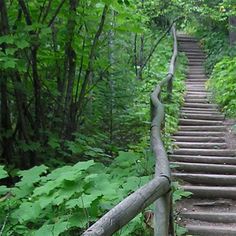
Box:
[208,56,236,117]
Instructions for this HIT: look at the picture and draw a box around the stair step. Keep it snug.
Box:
[183,185,236,199]
[186,224,236,235]
[181,113,224,121]
[174,142,227,149]
[181,107,220,114]
[172,136,225,142]
[186,91,211,95]
[178,37,198,42]
[181,110,221,116]
[184,98,210,103]
[183,103,217,109]
[179,126,226,132]
[180,46,201,50]
[169,155,236,165]
[172,162,236,174]
[181,109,220,114]
[184,95,210,99]
[186,82,206,85]
[173,173,236,186]
[179,119,223,126]
[186,84,205,87]
[180,49,203,53]
[173,149,235,156]
[174,131,225,137]
[187,79,207,83]
[187,58,205,61]
[188,62,205,65]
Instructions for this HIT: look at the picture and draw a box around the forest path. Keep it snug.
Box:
[171,35,236,235]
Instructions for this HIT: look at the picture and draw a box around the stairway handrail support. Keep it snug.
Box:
[82,23,178,236]
[151,23,178,236]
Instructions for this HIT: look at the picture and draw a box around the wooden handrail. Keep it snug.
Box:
[82,24,178,236]
[151,24,177,236]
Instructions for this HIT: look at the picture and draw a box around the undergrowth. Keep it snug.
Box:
[0,34,189,236]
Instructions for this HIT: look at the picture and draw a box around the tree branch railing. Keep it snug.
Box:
[82,23,178,236]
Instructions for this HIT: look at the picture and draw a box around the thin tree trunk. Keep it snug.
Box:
[0,0,13,164]
[18,0,43,133]
[76,5,108,124]
[134,33,138,76]
[108,9,115,155]
[63,0,78,139]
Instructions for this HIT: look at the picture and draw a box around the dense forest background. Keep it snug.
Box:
[0,0,236,235]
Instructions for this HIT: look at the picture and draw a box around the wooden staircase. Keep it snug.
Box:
[171,35,236,235]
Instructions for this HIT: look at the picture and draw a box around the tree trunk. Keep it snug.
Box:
[75,5,108,125]
[63,0,78,139]
[0,0,13,164]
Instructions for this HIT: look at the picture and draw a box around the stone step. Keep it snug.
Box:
[187,79,207,83]
[169,155,236,165]
[178,37,198,42]
[187,73,206,76]
[179,126,226,132]
[182,212,236,223]
[184,51,205,55]
[186,87,206,90]
[186,224,236,236]
[174,142,227,149]
[188,62,205,65]
[181,110,221,116]
[181,108,220,114]
[186,90,209,94]
[173,173,236,186]
[174,131,225,137]
[180,46,201,50]
[184,98,211,103]
[183,103,218,109]
[188,70,205,73]
[172,162,236,174]
[179,44,200,47]
[186,88,206,91]
[187,77,208,81]
[173,148,235,156]
[179,49,203,53]
[186,83,205,86]
[180,113,224,121]
[183,185,236,199]
[186,82,206,85]
[189,65,205,68]
[172,136,225,142]
[186,91,211,94]
[188,58,204,60]
[184,94,209,99]
[179,119,223,126]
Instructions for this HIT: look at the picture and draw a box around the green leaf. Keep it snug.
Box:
[17,165,48,186]
[12,202,41,223]
[3,59,16,69]
[0,185,9,195]
[0,165,8,179]
[16,39,29,49]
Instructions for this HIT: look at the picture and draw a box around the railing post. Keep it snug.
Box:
[167,75,173,101]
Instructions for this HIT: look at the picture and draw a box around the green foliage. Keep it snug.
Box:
[208,56,236,117]
[0,0,189,235]
[0,151,154,235]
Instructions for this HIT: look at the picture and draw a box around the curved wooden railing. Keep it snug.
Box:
[82,23,178,236]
